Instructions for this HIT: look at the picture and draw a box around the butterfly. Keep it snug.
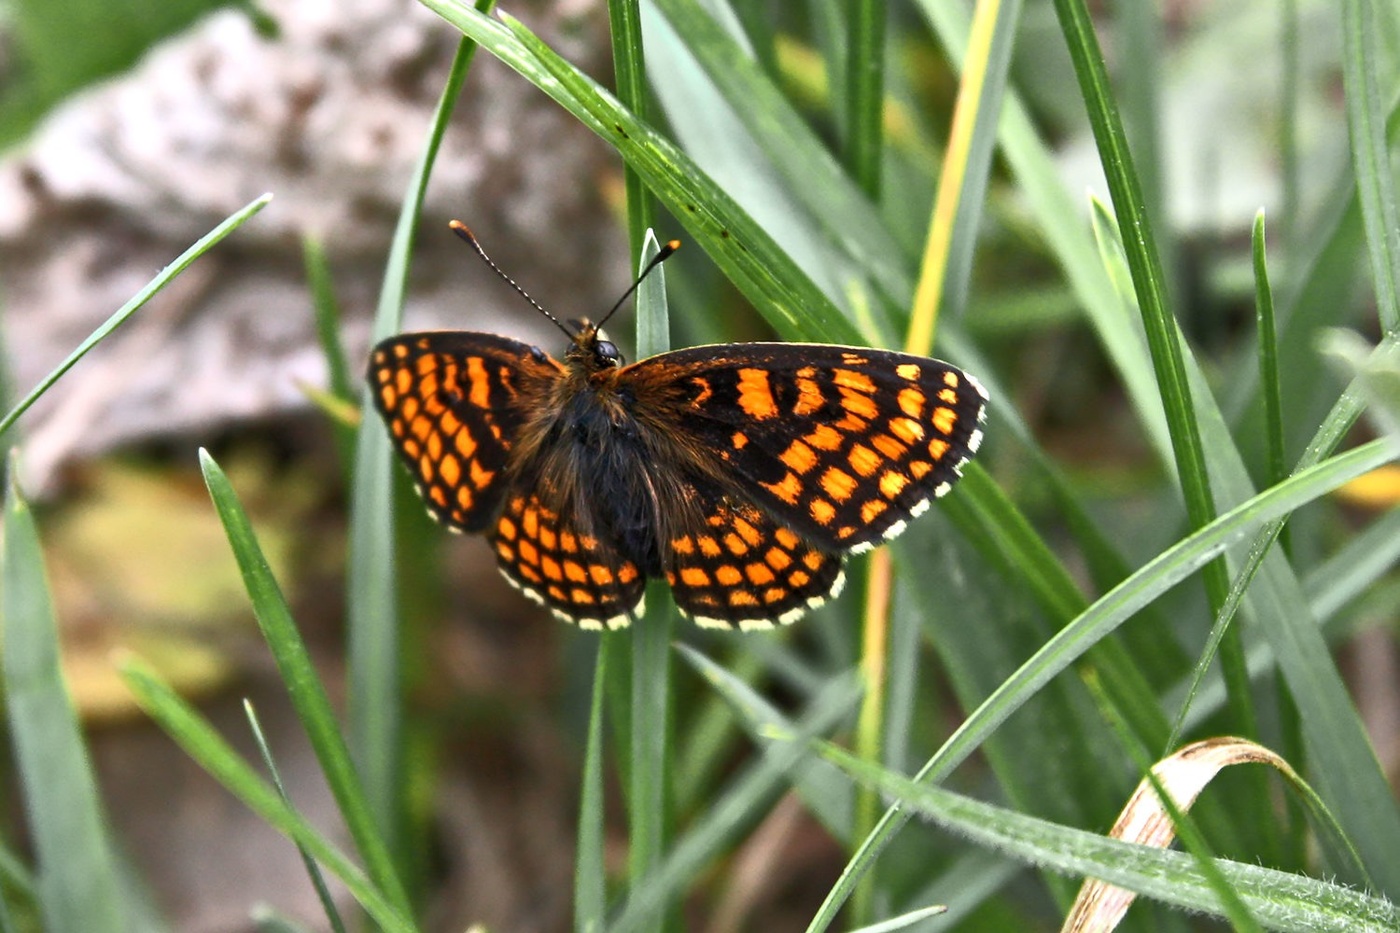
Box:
[367,223,987,631]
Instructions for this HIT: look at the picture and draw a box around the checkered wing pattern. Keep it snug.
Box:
[368,332,562,532]
[665,492,845,630]
[491,491,646,630]
[632,343,988,554]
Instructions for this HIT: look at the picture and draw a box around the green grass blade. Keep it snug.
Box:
[2,467,128,932]
[574,645,608,933]
[244,701,348,933]
[1341,0,1400,334]
[420,0,862,345]
[814,740,1400,932]
[118,659,417,932]
[1253,212,1289,528]
[303,234,357,474]
[200,449,412,917]
[625,232,676,928]
[607,0,654,260]
[804,437,1399,931]
[843,0,884,196]
[347,23,485,856]
[0,194,271,441]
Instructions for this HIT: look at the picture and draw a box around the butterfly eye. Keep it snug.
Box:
[595,340,623,366]
[529,346,548,363]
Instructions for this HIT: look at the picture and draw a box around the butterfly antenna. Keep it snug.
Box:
[449,220,572,337]
[594,239,682,331]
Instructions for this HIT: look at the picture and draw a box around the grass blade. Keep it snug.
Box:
[200,449,412,917]
[2,466,128,931]
[0,194,271,441]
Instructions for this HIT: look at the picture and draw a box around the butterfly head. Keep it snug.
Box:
[567,318,625,372]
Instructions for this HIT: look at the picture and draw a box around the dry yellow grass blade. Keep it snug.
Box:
[1061,737,1292,933]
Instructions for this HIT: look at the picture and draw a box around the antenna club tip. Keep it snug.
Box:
[449,219,476,240]
[666,240,681,251]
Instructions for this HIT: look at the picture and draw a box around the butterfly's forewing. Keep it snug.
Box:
[626,343,987,554]
[368,332,563,532]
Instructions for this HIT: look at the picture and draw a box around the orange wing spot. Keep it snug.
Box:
[541,555,563,582]
[560,531,579,553]
[672,535,695,556]
[617,564,639,584]
[807,424,844,451]
[496,541,514,562]
[469,460,495,490]
[835,413,869,433]
[890,417,925,444]
[871,433,907,460]
[547,584,566,601]
[761,472,803,505]
[765,547,793,570]
[410,416,432,441]
[909,460,933,479]
[847,443,882,477]
[426,429,443,460]
[439,410,461,434]
[521,507,540,538]
[803,551,824,570]
[731,431,749,449]
[466,357,491,408]
[680,567,711,587]
[666,570,677,585]
[839,389,879,420]
[418,454,435,482]
[419,371,440,400]
[780,438,819,474]
[417,354,438,375]
[455,428,477,460]
[928,439,950,461]
[379,386,398,409]
[789,570,811,588]
[518,539,540,566]
[689,377,713,407]
[896,362,921,381]
[489,423,503,441]
[697,535,723,557]
[775,527,800,550]
[809,497,836,525]
[715,565,743,586]
[579,534,599,551]
[563,560,588,583]
[837,526,856,539]
[794,375,824,415]
[820,466,858,502]
[938,388,959,404]
[724,533,750,556]
[498,517,518,540]
[745,563,776,586]
[840,352,870,366]
[728,591,759,608]
[763,587,789,605]
[733,515,763,547]
[880,469,910,500]
[455,486,472,510]
[570,588,597,605]
[394,343,411,358]
[395,368,413,395]
[932,407,958,436]
[898,387,926,418]
[402,437,420,457]
[943,371,961,388]
[589,565,615,586]
[737,368,779,419]
[401,396,421,421]
[538,526,558,551]
[861,499,889,523]
[430,486,448,507]
[392,420,407,439]
[832,369,876,394]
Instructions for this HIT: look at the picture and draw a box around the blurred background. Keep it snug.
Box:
[0,0,1395,931]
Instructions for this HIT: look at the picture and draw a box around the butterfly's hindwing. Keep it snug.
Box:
[665,488,845,630]
[368,332,564,532]
[627,343,988,553]
[491,491,646,629]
